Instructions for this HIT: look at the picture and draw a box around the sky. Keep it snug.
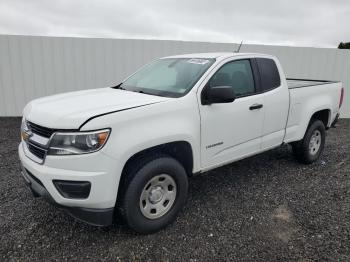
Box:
[0,0,349,48]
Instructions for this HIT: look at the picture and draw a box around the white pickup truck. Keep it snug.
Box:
[19,52,344,233]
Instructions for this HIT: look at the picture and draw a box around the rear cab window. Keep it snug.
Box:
[255,58,281,91]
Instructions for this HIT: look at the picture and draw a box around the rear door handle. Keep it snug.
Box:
[249,103,263,110]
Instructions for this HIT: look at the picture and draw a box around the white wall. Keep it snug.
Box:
[0,35,349,117]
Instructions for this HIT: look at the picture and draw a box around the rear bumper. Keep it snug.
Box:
[20,164,114,226]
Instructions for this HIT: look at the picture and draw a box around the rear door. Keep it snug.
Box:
[199,58,265,169]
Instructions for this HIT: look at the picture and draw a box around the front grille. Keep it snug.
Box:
[28,143,46,160]
[27,121,55,138]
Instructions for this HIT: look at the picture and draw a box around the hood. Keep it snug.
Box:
[23,88,169,129]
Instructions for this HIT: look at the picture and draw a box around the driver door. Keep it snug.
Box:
[199,58,265,170]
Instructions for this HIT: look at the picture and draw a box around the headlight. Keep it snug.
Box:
[48,129,110,155]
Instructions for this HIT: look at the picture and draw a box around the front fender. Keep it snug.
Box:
[81,97,201,174]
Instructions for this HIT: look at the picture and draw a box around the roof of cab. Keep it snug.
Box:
[164,52,274,61]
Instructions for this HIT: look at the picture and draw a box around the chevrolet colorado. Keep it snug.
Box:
[19,52,344,233]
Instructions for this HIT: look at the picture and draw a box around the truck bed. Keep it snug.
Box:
[287,78,339,89]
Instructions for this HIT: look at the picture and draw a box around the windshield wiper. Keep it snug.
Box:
[111,83,125,90]
[112,85,166,97]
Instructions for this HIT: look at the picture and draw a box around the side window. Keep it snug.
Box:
[209,59,255,97]
[256,58,281,91]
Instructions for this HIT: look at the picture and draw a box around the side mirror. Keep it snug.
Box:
[202,86,236,105]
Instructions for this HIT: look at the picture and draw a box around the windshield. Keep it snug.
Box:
[119,58,215,97]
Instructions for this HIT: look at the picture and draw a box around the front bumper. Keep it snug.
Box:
[20,165,114,226]
[18,142,123,226]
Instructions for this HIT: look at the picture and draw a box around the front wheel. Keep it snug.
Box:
[292,120,326,164]
[120,155,188,234]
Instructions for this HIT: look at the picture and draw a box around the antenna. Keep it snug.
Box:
[235,41,243,53]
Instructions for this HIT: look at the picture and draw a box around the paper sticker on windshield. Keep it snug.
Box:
[187,59,209,65]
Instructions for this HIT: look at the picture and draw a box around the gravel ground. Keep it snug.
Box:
[0,117,349,261]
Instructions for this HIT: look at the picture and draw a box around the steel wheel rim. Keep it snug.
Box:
[139,174,177,219]
[309,130,321,156]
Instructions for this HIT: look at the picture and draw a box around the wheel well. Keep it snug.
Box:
[122,141,194,177]
[311,109,330,128]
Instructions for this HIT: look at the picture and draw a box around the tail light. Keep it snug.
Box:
[339,87,344,108]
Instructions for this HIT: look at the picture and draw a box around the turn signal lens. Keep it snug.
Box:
[98,132,109,145]
[20,118,30,141]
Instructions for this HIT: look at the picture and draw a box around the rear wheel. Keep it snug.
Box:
[120,155,188,234]
[292,120,326,164]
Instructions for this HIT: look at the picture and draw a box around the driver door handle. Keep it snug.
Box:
[249,103,263,110]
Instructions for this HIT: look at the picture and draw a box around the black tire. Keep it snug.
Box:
[120,155,188,234]
[292,120,326,164]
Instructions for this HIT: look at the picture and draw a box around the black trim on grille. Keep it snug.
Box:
[28,143,46,159]
[27,121,55,138]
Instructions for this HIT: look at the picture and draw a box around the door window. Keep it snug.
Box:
[209,60,255,97]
